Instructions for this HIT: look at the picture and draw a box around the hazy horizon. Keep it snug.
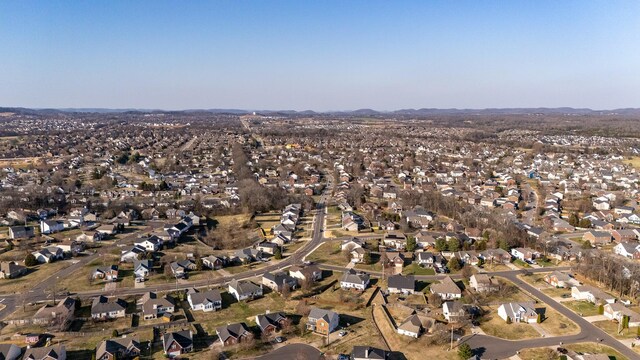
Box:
[2,1,640,110]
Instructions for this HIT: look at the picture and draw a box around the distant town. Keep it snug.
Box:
[0,107,638,360]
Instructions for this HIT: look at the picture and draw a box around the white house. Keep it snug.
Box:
[135,236,163,252]
[497,302,538,323]
[340,269,370,291]
[613,242,640,259]
[604,303,640,327]
[430,276,462,300]
[396,314,423,338]
[121,245,146,263]
[228,279,263,301]
[40,220,64,234]
[571,286,616,304]
[187,289,222,312]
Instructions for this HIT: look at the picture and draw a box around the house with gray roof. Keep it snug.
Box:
[96,337,140,360]
[229,279,263,301]
[91,296,127,319]
[387,274,415,295]
[340,269,370,291]
[217,322,253,347]
[187,288,222,312]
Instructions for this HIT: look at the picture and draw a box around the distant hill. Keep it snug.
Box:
[2,106,640,116]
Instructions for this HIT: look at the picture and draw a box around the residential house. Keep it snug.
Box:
[120,245,146,263]
[383,231,407,250]
[396,314,424,338]
[469,274,498,292]
[544,271,580,288]
[583,231,612,246]
[497,302,539,323]
[0,344,21,360]
[32,297,76,327]
[387,274,415,295]
[340,269,370,291]
[135,236,163,252]
[229,279,263,301]
[216,323,253,346]
[381,251,405,269]
[92,265,118,282]
[288,264,322,283]
[202,255,224,270]
[613,242,640,259]
[40,220,64,234]
[0,261,27,279]
[603,303,640,327]
[234,248,264,263]
[162,330,193,358]
[32,247,64,263]
[430,276,462,300]
[255,312,290,335]
[351,346,387,360]
[140,292,175,320]
[256,241,280,255]
[169,259,196,278]
[23,345,66,360]
[187,288,222,312]
[8,226,34,240]
[307,307,339,335]
[96,338,141,360]
[350,247,367,263]
[571,286,616,304]
[510,247,539,262]
[133,259,153,279]
[611,229,637,243]
[262,271,298,293]
[91,296,127,320]
[415,231,437,248]
[96,224,118,236]
[341,238,364,251]
[443,301,469,322]
[416,252,444,269]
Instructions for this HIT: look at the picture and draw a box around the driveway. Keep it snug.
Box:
[247,343,322,360]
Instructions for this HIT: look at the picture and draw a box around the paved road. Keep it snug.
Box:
[247,343,321,360]
[0,176,332,319]
[461,272,640,359]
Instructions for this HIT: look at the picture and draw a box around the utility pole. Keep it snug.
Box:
[450,324,454,351]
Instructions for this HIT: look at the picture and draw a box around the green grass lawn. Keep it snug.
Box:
[402,263,435,276]
[512,259,531,268]
[562,300,600,317]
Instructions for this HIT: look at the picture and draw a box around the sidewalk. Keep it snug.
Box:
[583,314,608,323]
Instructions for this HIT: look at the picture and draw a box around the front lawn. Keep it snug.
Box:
[478,306,540,340]
[562,300,600,317]
[402,263,435,276]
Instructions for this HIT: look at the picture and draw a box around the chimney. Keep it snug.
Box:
[365,348,369,358]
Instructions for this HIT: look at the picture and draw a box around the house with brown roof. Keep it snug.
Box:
[216,323,253,346]
[430,276,462,300]
[0,261,27,279]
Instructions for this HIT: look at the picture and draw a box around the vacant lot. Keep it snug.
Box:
[0,261,73,295]
[305,242,347,266]
[538,307,580,336]
[592,320,639,340]
[565,342,629,360]
[518,347,559,360]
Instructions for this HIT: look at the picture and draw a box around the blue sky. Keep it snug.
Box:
[1,1,639,110]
